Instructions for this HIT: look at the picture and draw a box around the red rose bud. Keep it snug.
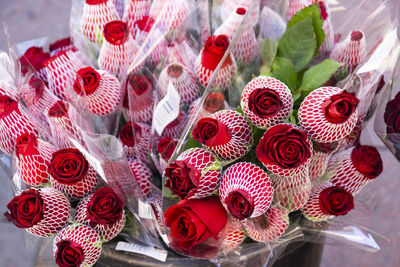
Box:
[75,187,125,241]
[161,111,187,139]
[16,133,57,186]
[195,35,236,89]
[214,7,257,64]
[221,217,246,251]
[384,96,400,143]
[126,0,150,35]
[103,20,129,45]
[134,15,155,33]
[164,195,228,250]
[5,188,70,237]
[243,207,289,242]
[158,63,200,106]
[299,87,359,143]
[187,93,227,126]
[328,145,383,195]
[193,110,252,161]
[74,67,121,116]
[119,122,151,165]
[128,158,152,196]
[301,183,354,222]
[19,46,50,75]
[80,0,119,44]
[165,148,222,199]
[330,30,366,74]
[49,37,73,56]
[149,0,189,31]
[44,50,85,99]
[219,162,273,220]
[54,224,102,267]
[0,94,37,155]
[49,148,98,199]
[220,0,259,26]
[256,124,312,177]
[123,73,154,123]
[241,76,293,129]
[157,137,178,161]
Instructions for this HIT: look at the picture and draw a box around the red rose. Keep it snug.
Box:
[104,20,129,45]
[4,189,44,228]
[29,77,46,102]
[119,122,142,147]
[47,100,69,118]
[319,1,328,20]
[55,240,84,267]
[0,94,18,118]
[165,160,199,199]
[201,35,232,71]
[86,187,124,227]
[226,190,254,220]
[319,186,354,215]
[192,118,232,147]
[384,96,400,139]
[49,37,72,53]
[203,92,225,113]
[123,73,153,107]
[248,88,283,118]
[157,137,178,161]
[73,67,101,96]
[19,46,50,75]
[164,196,228,250]
[256,124,312,169]
[351,144,383,178]
[16,133,39,158]
[322,91,359,124]
[49,148,89,184]
[134,16,155,33]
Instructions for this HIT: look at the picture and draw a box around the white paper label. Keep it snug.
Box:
[138,199,153,219]
[115,242,168,262]
[152,81,180,136]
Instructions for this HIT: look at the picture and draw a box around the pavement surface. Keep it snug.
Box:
[0,1,399,267]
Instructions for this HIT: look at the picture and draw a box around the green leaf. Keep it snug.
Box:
[183,137,202,150]
[288,3,325,55]
[271,57,298,91]
[277,16,316,72]
[299,59,342,93]
[260,39,278,73]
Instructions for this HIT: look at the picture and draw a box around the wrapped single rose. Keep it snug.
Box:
[73,66,121,116]
[384,94,400,144]
[165,148,222,199]
[19,46,50,79]
[161,111,187,139]
[219,162,274,220]
[49,37,74,56]
[193,110,253,161]
[126,0,150,35]
[119,121,152,165]
[164,195,228,250]
[308,141,339,181]
[243,207,289,242]
[98,20,140,79]
[221,217,246,252]
[0,94,37,155]
[256,123,312,177]
[4,188,70,237]
[301,183,354,222]
[49,148,98,199]
[157,137,178,162]
[157,62,200,106]
[80,0,119,45]
[127,158,152,196]
[327,144,383,195]
[299,87,359,143]
[75,187,125,242]
[149,0,190,31]
[123,72,154,123]
[44,50,86,100]
[54,223,102,267]
[215,7,257,64]
[195,35,236,89]
[16,133,57,186]
[188,92,227,125]
[241,76,293,129]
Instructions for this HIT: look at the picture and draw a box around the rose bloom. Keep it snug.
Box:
[157,137,178,161]
[19,46,50,75]
[49,148,89,184]
[119,121,142,148]
[47,100,69,118]
[4,189,44,228]
[203,92,225,113]
[226,190,254,220]
[165,159,199,199]
[164,196,227,250]
[73,67,101,96]
[256,124,312,169]
[86,187,124,227]
[351,144,383,178]
[0,94,18,118]
[201,35,232,71]
[134,16,155,33]
[248,88,283,118]
[322,90,359,124]
[319,186,354,215]
[49,37,71,53]
[55,240,84,267]
[192,118,231,147]
[104,20,129,45]
[123,73,153,110]
[384,95,400,142]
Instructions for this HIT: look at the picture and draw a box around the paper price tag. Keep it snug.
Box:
[152,81,180,136]
[138,199,154,219]
[115,242,168,262]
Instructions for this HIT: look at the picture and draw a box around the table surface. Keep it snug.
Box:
[0,1,399,266]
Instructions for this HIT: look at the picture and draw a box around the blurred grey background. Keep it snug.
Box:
[0,0,400,266]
